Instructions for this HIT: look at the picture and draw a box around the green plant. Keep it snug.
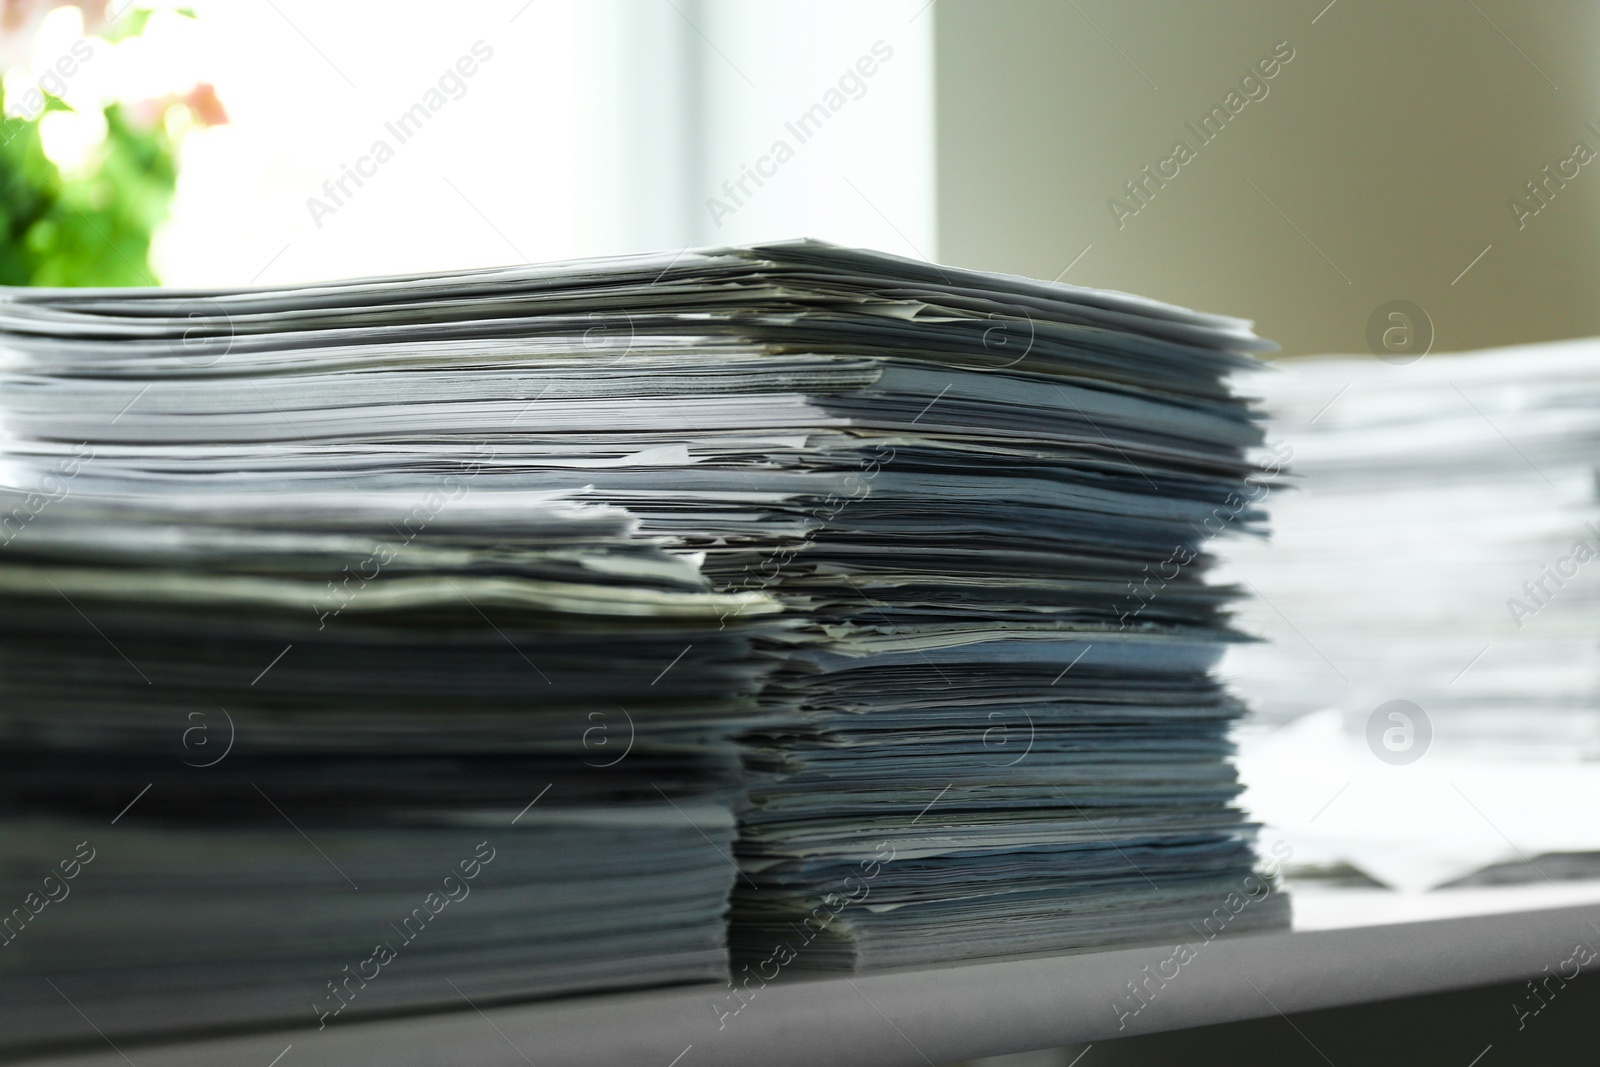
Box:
[0,3,216,287]
[0,91,178,286]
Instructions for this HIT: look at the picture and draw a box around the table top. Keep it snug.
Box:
[22,881,1600,1067]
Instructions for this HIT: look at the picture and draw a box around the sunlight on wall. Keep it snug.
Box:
[143,0,933,288]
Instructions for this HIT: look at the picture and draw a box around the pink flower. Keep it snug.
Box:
[126,81,229,130]
[180,81,226,126]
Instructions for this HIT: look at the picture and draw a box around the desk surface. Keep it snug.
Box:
[23,881,1600,1067]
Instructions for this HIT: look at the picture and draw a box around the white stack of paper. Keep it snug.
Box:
[1221,341,1600,889]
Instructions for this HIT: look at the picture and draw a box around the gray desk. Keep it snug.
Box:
[24,883,1600,1067]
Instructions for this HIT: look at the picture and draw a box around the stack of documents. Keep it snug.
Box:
[1222,341,1600,889]
[0,240,1285,1048]
[0,490,779,1047]
[685,247,1291,970]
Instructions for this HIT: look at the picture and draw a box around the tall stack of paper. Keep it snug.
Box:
[694,246,1291,971]
[0,241,1285,1051]
[1221,341,1600,889]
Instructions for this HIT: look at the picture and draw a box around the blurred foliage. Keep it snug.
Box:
[0,89,177,286]
[0,2,211,287]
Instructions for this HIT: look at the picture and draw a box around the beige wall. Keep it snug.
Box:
[935,0,1600,357]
